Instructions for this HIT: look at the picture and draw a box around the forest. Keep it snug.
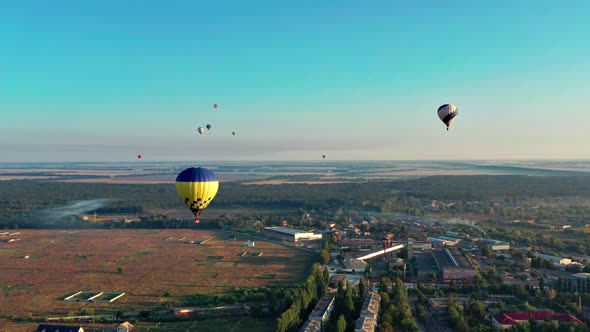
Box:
[2,175,590,230]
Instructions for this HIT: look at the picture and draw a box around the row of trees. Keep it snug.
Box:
[276,264,330,332]
[325,277,367,332]
[445,297,490,332]
[379,278,419,332]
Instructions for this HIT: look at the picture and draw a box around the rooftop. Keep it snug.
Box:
[354,316,376,332]
[436,235,461,242]
[432,248,472,269]
[309,296,334,318]
[264,226,314,235]
[342,257,367,272]
[300,320,322,332]
[360,291,380,317]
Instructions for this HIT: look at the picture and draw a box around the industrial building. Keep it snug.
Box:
[534,253,572,266]
[432,248,476,280]
[427,236,460,247]
[391,240,432,252]
[341,257,367,273]
[264,226,323,242]
[492,311,583,329]
[479,239,510,251]
[413,252,440,278]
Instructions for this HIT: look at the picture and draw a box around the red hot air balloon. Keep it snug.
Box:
[138,154,142,159]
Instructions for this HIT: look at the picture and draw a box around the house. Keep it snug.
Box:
[36,325,84,332]
[117,322,134,332]
[245,240,255,247]
[492,311,583,329]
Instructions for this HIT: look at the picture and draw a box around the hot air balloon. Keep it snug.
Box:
[197,127,205,134]
[213,104,218,109]
[437,104,459,130]
[176,167,219,223]
[206,124,212,130]
[232,131,235,136]
[322,155,326,159]
[137,154,142,159]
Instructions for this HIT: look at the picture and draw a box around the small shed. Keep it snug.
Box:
[245,240,255,247]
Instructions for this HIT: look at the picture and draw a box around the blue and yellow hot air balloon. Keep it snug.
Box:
[176,167,219,223]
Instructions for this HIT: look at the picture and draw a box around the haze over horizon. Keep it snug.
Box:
[2,1,589,162]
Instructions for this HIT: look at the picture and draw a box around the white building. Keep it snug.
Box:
[264,226,323,242]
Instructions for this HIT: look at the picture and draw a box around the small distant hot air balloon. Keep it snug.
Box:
[137,154,142,159]
[213,104,219,109]
[176,167,219,223]
[437,104,459,130]
[206,124,212,130]
[322,155,326,159]
[197,127,205,134]
[232,131,236,136]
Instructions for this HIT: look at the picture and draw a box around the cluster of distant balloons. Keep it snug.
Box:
[150,103,459,222]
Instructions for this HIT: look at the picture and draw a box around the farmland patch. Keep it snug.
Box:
[0,229,314,318]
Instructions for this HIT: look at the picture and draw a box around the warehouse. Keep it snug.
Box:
[432,248,476,280]
[264,226,323,242]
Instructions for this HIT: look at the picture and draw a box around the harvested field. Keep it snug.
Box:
[0,229,314,320]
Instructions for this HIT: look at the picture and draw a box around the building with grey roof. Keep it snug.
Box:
[432,248,476,280]
[264,226,322,242]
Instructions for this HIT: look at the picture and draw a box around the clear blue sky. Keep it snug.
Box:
[1,0,589,161]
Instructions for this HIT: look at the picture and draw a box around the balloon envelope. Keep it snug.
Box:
[232,131,235,136]
[137,154,142,159]
[213,104,218,109]
[176,167,219,223]
[437,104,459,129]
[197,127,205,134]
[206,124,211,130]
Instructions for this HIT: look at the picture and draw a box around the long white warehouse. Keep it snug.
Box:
[264,226,323,242]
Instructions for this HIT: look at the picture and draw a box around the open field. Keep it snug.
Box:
[5,160,589,185]
[0,229,314,321]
